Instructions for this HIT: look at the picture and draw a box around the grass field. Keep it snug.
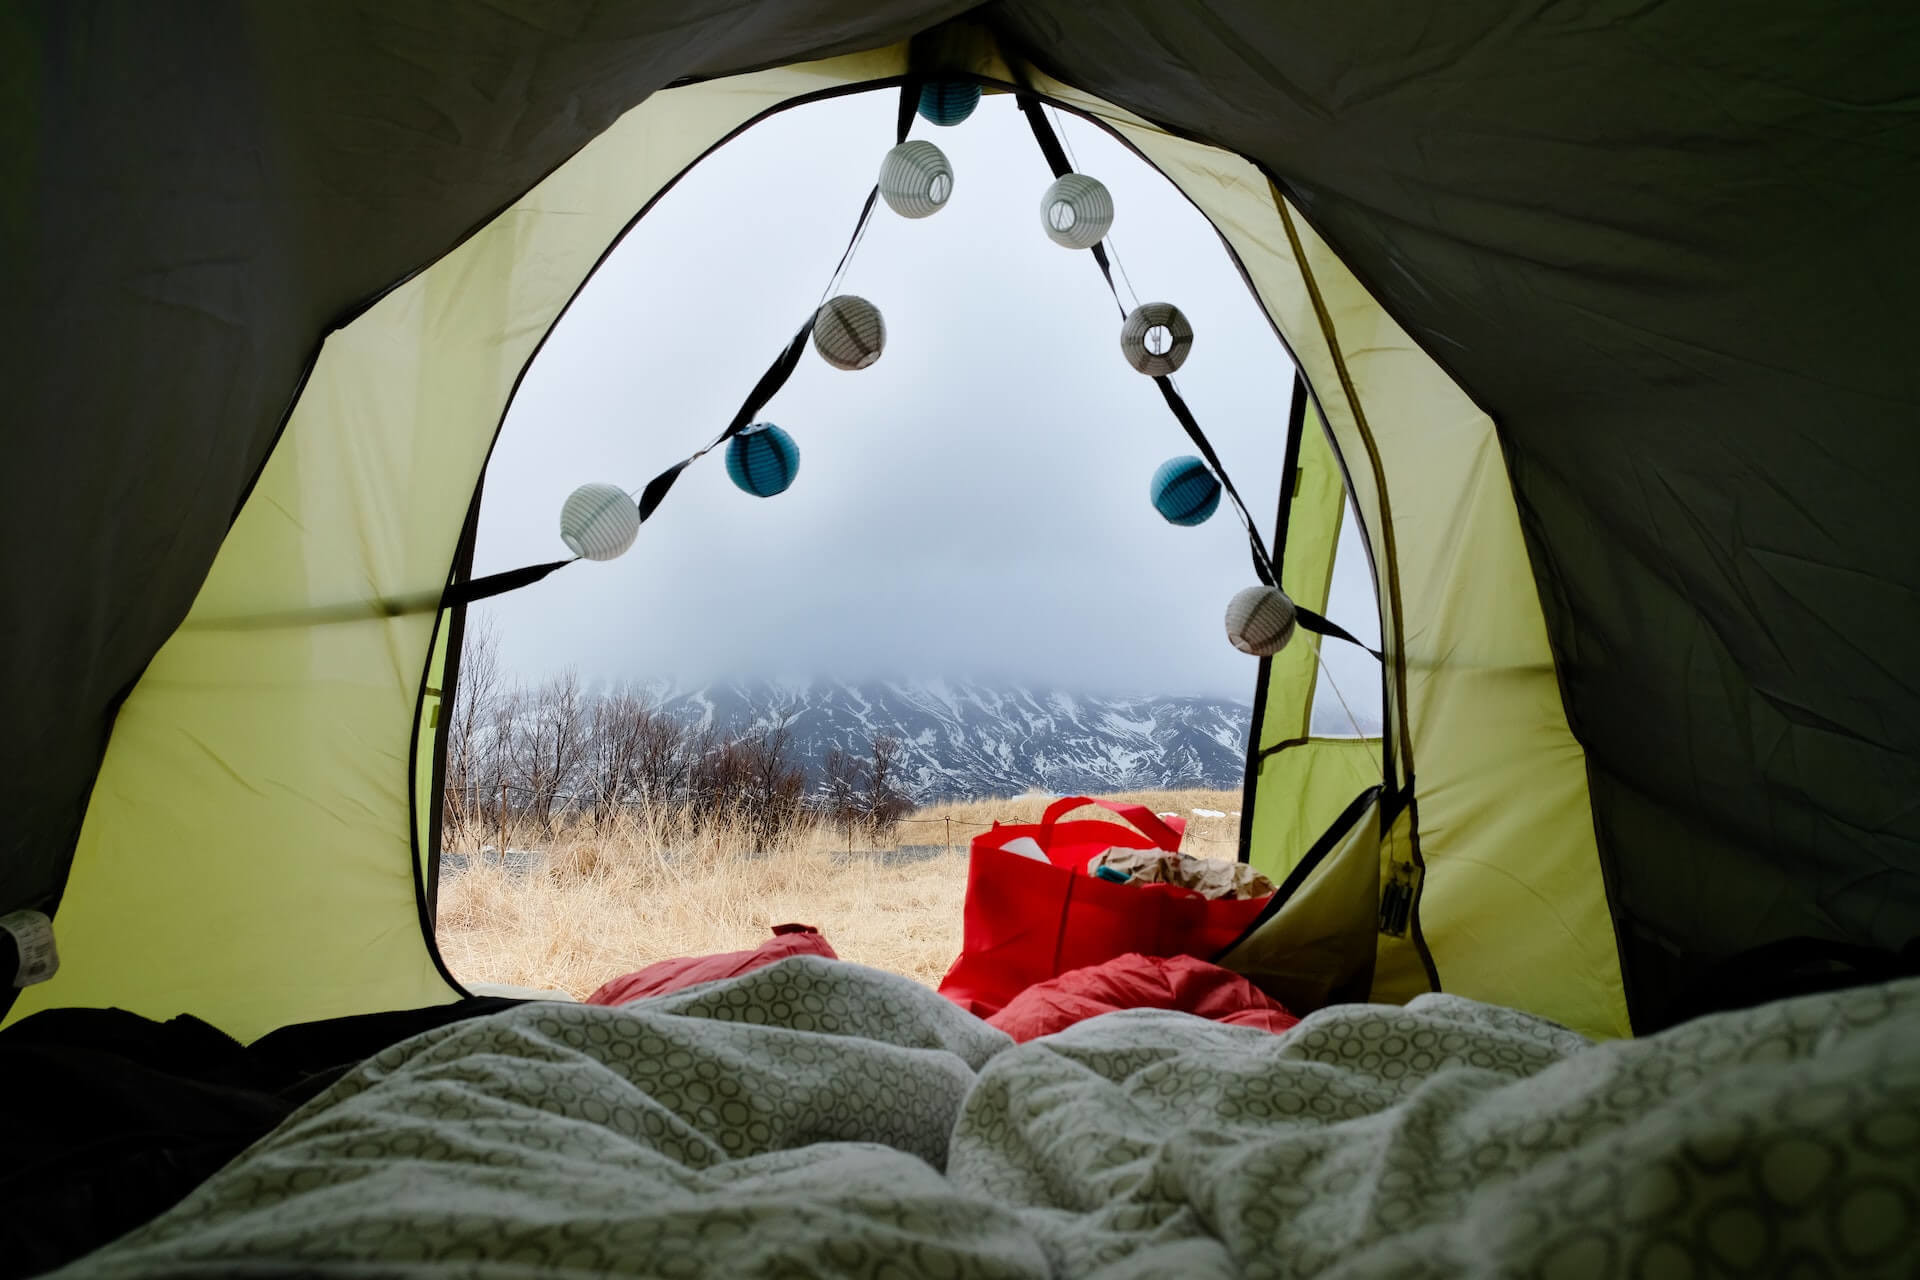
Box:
[436,788,1244,999]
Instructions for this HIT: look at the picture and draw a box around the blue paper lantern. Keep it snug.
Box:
[1150,455,1221,526]
[918,80,981,126]
[726,423,800,497]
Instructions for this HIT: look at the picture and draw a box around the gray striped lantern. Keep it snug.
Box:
[559,483,640,561]
[1120,302,1194,375]
[878,140,953,218]
[1040,173,1114,249]
[813,295,886,370]
[1225,585,1297,656]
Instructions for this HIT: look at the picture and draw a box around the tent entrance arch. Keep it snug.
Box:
[426,72,1395,918]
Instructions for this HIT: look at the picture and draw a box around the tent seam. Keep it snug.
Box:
[1273,189,1440,994]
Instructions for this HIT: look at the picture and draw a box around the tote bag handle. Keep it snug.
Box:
[1038,796,1185,852]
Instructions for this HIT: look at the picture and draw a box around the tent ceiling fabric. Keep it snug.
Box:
[7,2,1917,1027]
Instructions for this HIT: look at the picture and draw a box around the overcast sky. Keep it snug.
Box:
[474,89,1379,715]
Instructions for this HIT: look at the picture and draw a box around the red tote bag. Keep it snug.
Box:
[937,796,1272,1016]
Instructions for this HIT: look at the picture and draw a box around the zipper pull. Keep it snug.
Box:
[1378,861,1417,937]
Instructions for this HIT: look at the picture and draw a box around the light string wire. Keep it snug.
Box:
[1047,104,1142,314]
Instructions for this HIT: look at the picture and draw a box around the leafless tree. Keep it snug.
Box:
[816,735,912,839]
[862,734,913,836]
[687,720,806,846]
[475,683,523,849]
[514,668,589,834]
[742,722,808,845]
[631,705,697,809]
[820,745,866,837]
[442,614,501,846]
[584,684,658,826]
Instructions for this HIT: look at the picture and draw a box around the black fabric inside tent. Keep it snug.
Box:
[3,1,1917,1032]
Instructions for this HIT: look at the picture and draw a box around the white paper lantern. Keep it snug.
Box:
[1120,302,1194,375]
[813,294,886,370]
[1225,585,1297,656]
[1040,173,1114,249]
[559,483,639,561]
[878,140,953,218]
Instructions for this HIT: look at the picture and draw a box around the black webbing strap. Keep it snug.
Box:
[182,561,575,627]
[1296,605,1380,658]
[896,72,921,147]
[1145,371,1279,588]
[1016,92,1375,651]
[446,558,573,606]
[1016,95,1126,320]
[636,316,820,520]
[635,81,915,523]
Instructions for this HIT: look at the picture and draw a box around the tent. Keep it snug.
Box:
[5,3,1917,1049]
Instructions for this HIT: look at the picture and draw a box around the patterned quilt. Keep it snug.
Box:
[55,958,1920,1278]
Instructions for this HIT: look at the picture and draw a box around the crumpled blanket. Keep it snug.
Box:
[54,959,1920,1278]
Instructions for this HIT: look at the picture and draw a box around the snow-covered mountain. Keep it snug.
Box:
[651,679,1256,801]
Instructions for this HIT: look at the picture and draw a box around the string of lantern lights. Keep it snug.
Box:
[517,78,1382,666]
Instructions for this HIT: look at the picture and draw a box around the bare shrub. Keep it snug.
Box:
[818,735,913,839]
[862,734,914,837]
[819,746,859,837]
[688,722,807,848]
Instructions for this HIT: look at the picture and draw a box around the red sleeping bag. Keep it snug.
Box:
[987,953,1300,1042]
[584,924,837,1005]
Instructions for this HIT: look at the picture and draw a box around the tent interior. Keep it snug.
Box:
[5,5,1918,1276]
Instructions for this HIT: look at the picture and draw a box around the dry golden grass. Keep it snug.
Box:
[436,789,1244,999]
